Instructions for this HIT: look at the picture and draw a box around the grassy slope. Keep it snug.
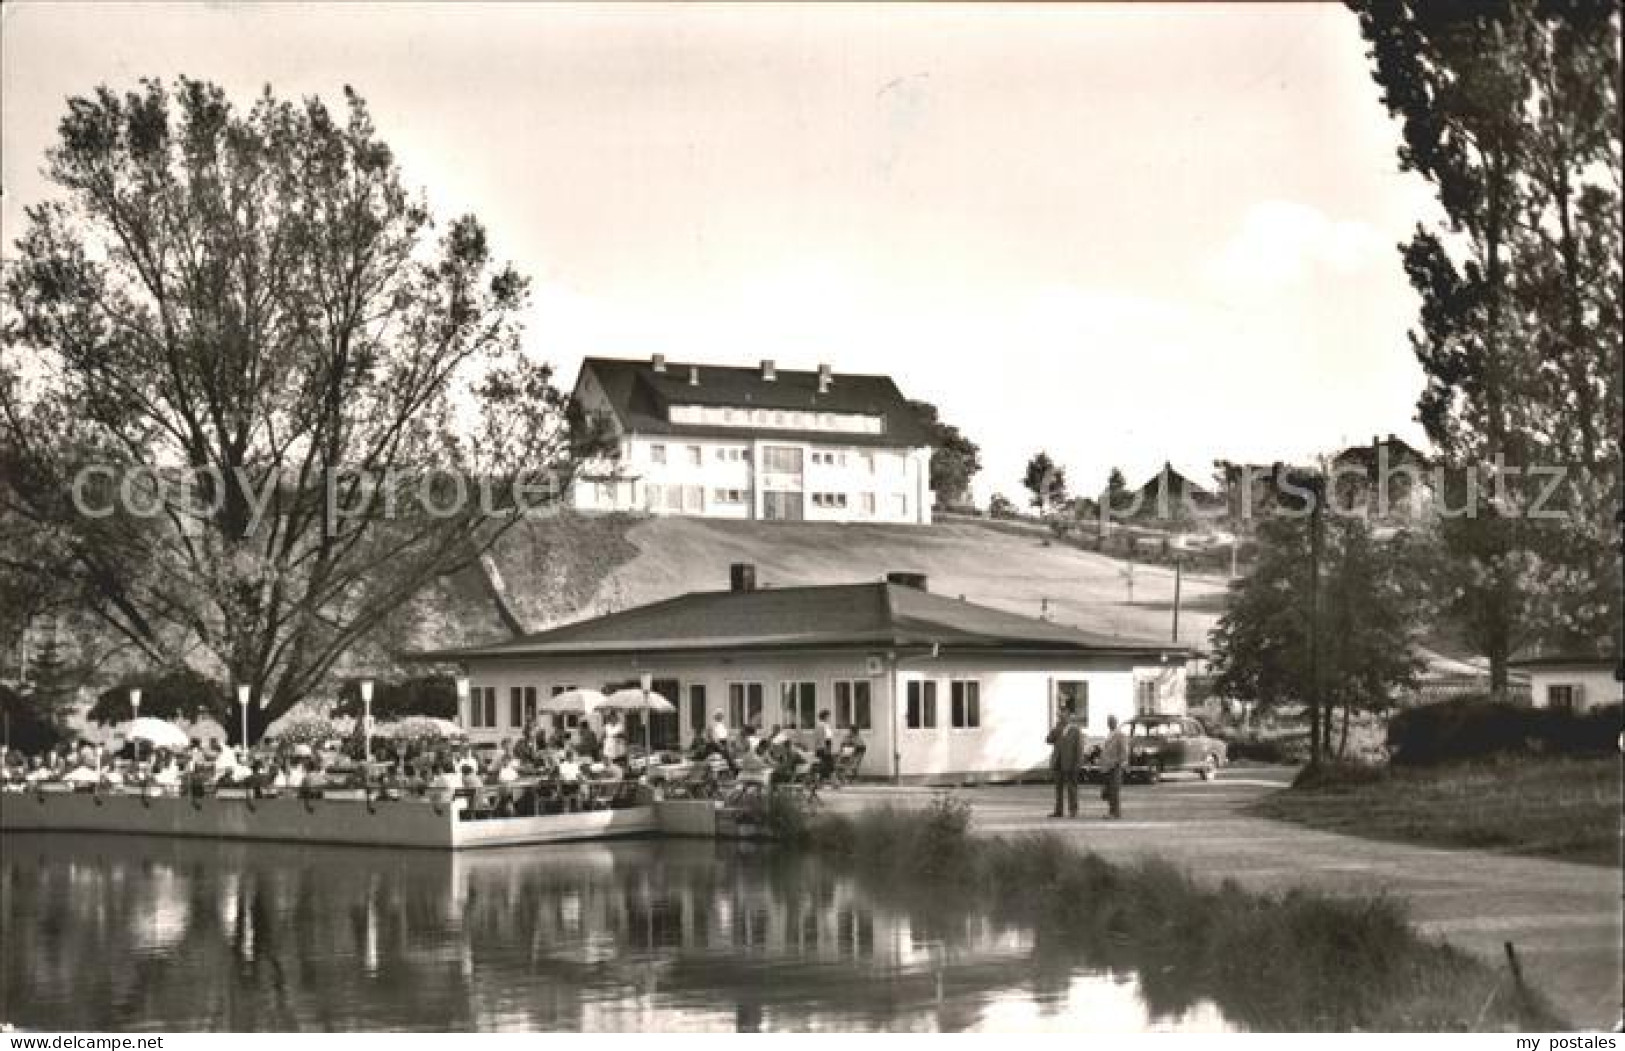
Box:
[1249,757,1624,867]
[577,516,1228,643]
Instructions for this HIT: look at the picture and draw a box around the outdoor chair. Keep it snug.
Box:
[833,745,866,787]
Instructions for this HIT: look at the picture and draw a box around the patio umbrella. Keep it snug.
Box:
[602,688,676,713]
[601,687,675,753]
[540,688,607,716]
[125,717,190,752]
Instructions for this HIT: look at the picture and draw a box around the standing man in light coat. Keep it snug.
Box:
[1100,713,1129,819]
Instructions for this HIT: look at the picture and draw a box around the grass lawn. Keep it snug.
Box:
[1248,756,1623,867]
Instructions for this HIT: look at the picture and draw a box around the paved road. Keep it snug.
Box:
[825,769,1622,1030]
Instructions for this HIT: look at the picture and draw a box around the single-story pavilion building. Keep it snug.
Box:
[412,566,1190,783]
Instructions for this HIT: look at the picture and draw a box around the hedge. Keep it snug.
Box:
[1386,697,1622,766]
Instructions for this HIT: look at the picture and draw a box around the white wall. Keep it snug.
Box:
[572,434,931,524]
[1526,666,1621,713]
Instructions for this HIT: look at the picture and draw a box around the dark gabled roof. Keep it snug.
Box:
[1332,434,1432,471]
[1509,644,1620,670]
[409,581,1186,662]
[575,357,932,449]
[1134,462,1216,500]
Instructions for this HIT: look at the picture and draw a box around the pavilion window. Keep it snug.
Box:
[950,680,980,729]
[906,680,937,729]
[780,681,816,729]
[834,680,872,730]
[728,682,764,728]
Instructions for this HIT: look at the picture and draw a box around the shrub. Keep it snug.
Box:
[1291,761,1389,790]
[1216,729,1311,765]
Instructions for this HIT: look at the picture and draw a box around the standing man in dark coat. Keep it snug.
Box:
[1047,702,1083,818]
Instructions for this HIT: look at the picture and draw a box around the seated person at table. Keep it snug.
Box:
[152,756,183,788]
[576,723,600,762]
[495,755,520,785]
[23,756,50,784]
[556,749,582,783]
[460,762,483,790]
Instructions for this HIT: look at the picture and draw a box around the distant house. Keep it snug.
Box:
[412,565,1189,783]
[1118,462,1218,523]
[1509,649,1621,713]
[568,356,935,524]
[1329,433,1432,523]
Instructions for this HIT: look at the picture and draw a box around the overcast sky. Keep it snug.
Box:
[3,2,1439,502]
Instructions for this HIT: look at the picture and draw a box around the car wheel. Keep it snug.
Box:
[1198,754,1217,781]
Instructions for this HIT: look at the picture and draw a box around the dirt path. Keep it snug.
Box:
[826,771,1622,1029]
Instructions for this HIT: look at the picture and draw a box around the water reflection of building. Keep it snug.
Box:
[1,834,1230,1033]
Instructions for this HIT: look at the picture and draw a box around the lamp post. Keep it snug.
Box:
[236,684,251,752]
[639,671,653,754]
[360,679,375,763]
[455,675,471,731]
[129,687,143,763]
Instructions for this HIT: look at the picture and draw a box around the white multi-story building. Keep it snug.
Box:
[568,356,935,524]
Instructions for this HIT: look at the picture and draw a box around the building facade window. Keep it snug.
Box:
[906,680,938,729]
[950,680,981,729]
[834,680,872,730]
[687,445,703,466]
[688,684,708,735]
[1135,679,1159,715]
[1547,684,1578,711]
[861,493,876,515]
[470,686,498,729]
[728,682,764,728]
[1055,680,1089,725]
[892,494,908,517]
[763,446,802,474]
[649,444,666,464]
[780,681,817,729]
[509,685,538,728]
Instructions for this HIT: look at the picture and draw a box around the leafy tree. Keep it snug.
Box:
[907,400,982,507]
[333,674,457,722]
[88,666,226,726]
[1,79,604,740]
[1022,451,1068,513]
[1103,468,1129,515]
[1210,514,1430,764]
[1,683,68,755]
[987,493,1017,519]
[1350,0,1622,691]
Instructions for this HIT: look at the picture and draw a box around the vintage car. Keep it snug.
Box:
[1084,715,1228,783]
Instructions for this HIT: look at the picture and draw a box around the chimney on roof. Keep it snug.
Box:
[688,365,700,386]
[761,359,776,382]
[886,571,928,591]
[730,563,757,593]
[817,363,832,394]
[651,353,666,373]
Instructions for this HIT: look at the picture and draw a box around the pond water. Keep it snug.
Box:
[0,833,1235,1032]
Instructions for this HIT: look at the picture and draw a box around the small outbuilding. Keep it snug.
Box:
[1509,649,1621,714]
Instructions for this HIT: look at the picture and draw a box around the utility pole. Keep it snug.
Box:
[1307,474,1325,767]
